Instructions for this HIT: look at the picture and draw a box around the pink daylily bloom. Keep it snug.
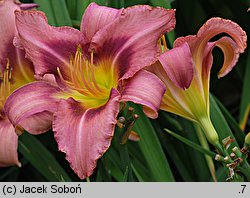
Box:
[5,3,176,178]
[148,18,247,144]
[0,0,38,167]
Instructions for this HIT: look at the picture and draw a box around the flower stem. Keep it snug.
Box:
[237,160,250,181]
[116,125,134,181]
[198,116,219,146]
[194,124,217,181]
[118,143,133,181]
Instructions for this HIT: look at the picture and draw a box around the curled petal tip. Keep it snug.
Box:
[199,17,247,52]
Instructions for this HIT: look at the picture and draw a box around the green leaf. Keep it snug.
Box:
[150,0,174,8]
[210,94,239,148]
[125,0,149,7]
[33,0,56,26]
[34,0,72,26]
[239,51,250,130]
[214,96,245,145]
[129,103,174,181]
[149,0,175,47]
[152,119,194,181]
[50,0,72,26]
[131,158,151,182]
[66,0,77,20]
[18,132,72,181]
[164,129,216,158]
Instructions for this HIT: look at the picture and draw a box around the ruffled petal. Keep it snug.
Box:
[174,17,247,54]
[14,10,85,77]
[4,81,60,134]
[81,2,123,42]
[196,17,247,53]
[0,119,20,167]
[0,0,18,71]
[0,0,36,73]
[120,70,165,119]
[159,42,194,90]
[90,5,175,80]
[53,89,120,179]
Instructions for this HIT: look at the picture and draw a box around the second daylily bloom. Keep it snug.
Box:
[149,18,247,145]
[0,0,40,166]
[5,3,176,178]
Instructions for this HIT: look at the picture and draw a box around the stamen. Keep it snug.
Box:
[161,35,168,52]
[88,55,103,93]
[60,44,113,104]
[0,59,11,108]
[81,60,97,94]
[57,67,90,95]
[90,50,94,65]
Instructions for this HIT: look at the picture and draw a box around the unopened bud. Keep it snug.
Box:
[118,116,126,123]
[232,146,242,158]
[244,132,250,147]
[224,156,230,163]
[215,154,223,161]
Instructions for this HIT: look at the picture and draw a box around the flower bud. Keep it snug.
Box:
[244,132,250,147]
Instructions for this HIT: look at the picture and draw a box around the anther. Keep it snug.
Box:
[161,35,168,52]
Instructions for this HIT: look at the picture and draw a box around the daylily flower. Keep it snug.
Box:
[5,3,176,178]
[0,0,39,167]
[148,18,247,145]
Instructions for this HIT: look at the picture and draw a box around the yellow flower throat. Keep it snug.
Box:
[57,46,118,109]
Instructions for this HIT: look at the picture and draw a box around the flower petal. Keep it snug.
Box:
[81,2,123,42]
[19,3,38,10]
[215,37,241,78]
[0,119,20,167]
[0,0,36,72]
[196,17,247,53]
[14,10,85,77]
[146,61,203,122]
[90,5,176,80]
[4,81,60,134]
[53,89,120,179]
[159,42,194,90]
[120,70,165,119]
[201,36,242,104]
[0,0,18,71]
[174,17,247,54]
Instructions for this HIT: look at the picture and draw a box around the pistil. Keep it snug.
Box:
[0,59,12,109]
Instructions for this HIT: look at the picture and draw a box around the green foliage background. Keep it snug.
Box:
[0,0,249,182]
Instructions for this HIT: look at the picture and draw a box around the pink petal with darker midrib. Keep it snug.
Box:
[90,5,176,80]
[53,89,120,179]
[14,10,86,78]
[4,81,60,134]
[81,2,123,43]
